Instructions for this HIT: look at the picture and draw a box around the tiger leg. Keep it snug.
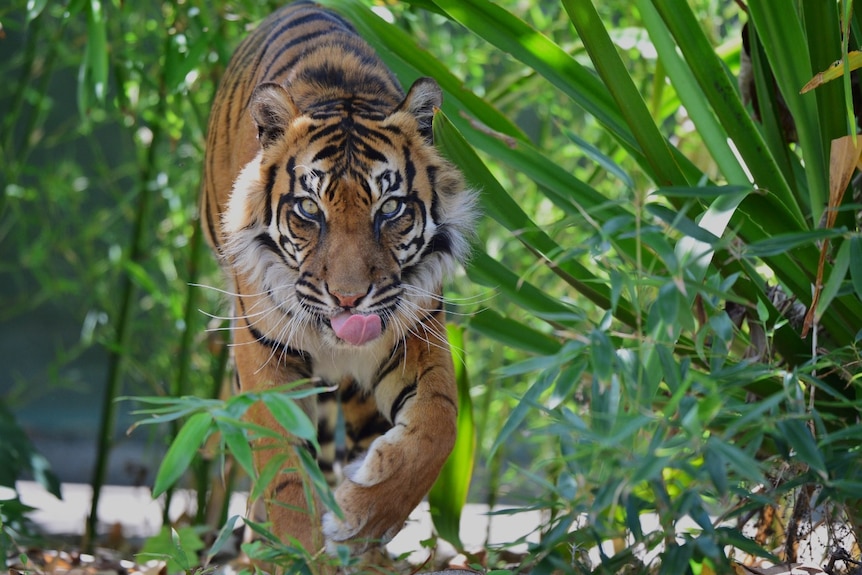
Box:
[336,382,399,569]
[231,308,324,560]
[322,317,457,552]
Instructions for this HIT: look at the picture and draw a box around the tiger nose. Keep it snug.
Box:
[330,289,367,309]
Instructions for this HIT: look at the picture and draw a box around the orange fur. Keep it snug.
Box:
[200,2,477,567]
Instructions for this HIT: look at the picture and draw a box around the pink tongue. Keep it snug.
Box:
[330,312,382,346]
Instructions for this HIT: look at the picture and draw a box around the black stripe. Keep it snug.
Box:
[430,390,457,413]
[375,340,404,383]
[349,414,392,443]
[312,144,341,163]
[340,379,363,403]
[261,29,338,80]
[317,419,335,444]
[427,165,442,222]
[390,381,418,422]
[263,164,277,226]
[274,475,302,494]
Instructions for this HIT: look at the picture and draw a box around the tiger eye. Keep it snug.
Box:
[299,198,320,217]
[380,198,400,216]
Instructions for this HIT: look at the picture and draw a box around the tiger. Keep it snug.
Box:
[199,0,478,567]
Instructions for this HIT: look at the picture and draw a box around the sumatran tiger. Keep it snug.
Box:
[199,0,477,566]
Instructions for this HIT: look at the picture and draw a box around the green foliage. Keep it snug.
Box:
[138,526,207,575]
[331,0,862,571]
[128,383,335,513]
[0,400,61,500]
[0,400,60,566]
[429,325,477,549]
[4,0,862,572]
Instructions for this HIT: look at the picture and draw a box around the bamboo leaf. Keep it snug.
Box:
[152,412,213,497]
[747,1,828,221]
[651,185,751,199]
[490,368,556,458]
[468,309,562,356]
[815,239,850,319]
[745,228,846,257]
[850,236,862,300]
[563,0,686,186]
[297,446,341,518]
[776,419,828,478]
[216,418,256,480]
[426,0,642,153]
[429,325,476,550]
[638,0,750,185]
[651,0,803,226]
[707,437,764,485]
[204,515,242,567]
[434,110,632,320]
[260,393,318,449]
[645,204,721,245]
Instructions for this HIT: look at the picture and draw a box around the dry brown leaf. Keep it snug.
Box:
[802,135,862,337]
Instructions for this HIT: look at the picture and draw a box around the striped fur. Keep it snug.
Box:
[200,1,477,563]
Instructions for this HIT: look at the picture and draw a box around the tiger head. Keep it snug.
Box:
[222,78,477,348]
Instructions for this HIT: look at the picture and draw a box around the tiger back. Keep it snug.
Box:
[200,0,477,565]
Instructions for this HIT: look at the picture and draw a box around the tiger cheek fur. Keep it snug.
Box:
[200,0,477,564]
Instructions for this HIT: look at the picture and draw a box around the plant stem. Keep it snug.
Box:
[84,49,169,554]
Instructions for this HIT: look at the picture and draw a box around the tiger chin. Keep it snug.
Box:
[199,0,478,568]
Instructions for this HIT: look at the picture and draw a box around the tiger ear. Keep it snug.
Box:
[250,82,298,148]
[396,77,442,144]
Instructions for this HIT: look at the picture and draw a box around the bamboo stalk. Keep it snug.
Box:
[83,32,170,553]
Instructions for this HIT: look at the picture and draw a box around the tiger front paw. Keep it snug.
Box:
[321,479,404,555]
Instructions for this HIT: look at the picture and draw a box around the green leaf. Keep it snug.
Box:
[589,328,615,383]
[646,204,721,245]
[260,393,318,449]
[468,309,561,356]
[78,0,108,117]
[816,238,850,318]
[703,442,729,496]
[563,0,686,187]
[716,527,780,562]
[651,185,752,199]
[205,515,242,567]
[561,126,634,189]
[250,452,289,504]
[153,412,212,497]
[747,2,828,221]
[433,110,632,321]
[27,0,49,21]
[429,325,476,550]
[428,0,638,151]
[745,228,846,257]
[216,418,256,480]
[707,436,764,485]
[138,526,205,575]
[849,236,862,300]
[297,447,341,519]
[491,368,556,458]
[776,419,827,478]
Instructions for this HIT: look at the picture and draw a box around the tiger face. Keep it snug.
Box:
[223,79,474,351]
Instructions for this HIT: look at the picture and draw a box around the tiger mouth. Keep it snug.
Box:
[329,311,383,346]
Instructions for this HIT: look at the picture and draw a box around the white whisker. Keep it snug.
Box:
[189,282,273,299]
